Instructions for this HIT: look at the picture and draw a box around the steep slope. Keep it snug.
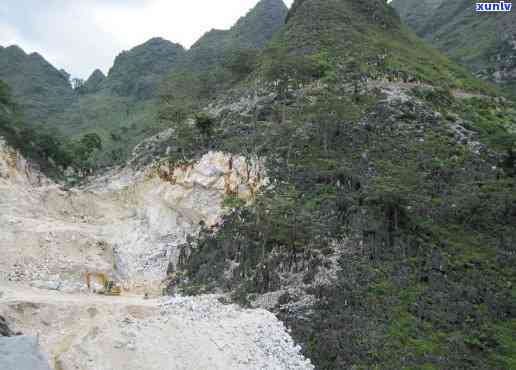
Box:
[392,0,516,93]
[101,37,186,100]
[39,38,186,167]
[0,79,68,177]
[158,0,516,369]
[275,0,491,91]
[0,45,75,123]
[390,0,443,34]
[181,0,288,71]
[0,1,289,170]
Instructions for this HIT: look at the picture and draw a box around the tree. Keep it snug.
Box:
[194,112,215,138]
[224,48,259,76]
[63,132,103,175]
[261,47,328,122]
[159,70,202,123]
[81,133,102,152]
[71,78,84,90]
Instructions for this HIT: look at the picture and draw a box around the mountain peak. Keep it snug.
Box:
[0,44,75,122]
[231,0,288,48]
[140,37,184,49]
[4,45,26,57]
[184,0,288,72]
[89,68,106,78]
[104,37,186,99]
[82,69,106,94]
[281,0,401,56]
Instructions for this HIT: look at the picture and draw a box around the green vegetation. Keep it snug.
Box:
[392,0,516,95]
[165,1,516,368]
[390,0,444,34]
[158,0,288,124]
[2,0,516,367]
[176,81,516,369]
[0,45,75,123]
[102,38,185,100]
[275,0,497,94]
[0,79,110,178]
[179,0,287,73]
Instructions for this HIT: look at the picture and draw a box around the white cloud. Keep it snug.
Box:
[1,0,294,79]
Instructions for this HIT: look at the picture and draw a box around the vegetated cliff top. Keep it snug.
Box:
[392,0,516,93]
[273,0,491,92]
[102,37,186,100]
[0,45,75,123]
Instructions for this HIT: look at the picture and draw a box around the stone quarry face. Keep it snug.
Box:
[0,138,266,293]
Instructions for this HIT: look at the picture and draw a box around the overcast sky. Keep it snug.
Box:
[0,0,293,79]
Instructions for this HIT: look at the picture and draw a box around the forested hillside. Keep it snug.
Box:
[0,0,289,172]
[0,45,75,123]
[154,0,516,368]
[100,37,186,100]
[392,0,516,94]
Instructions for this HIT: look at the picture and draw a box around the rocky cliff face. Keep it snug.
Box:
[0,135,266,292]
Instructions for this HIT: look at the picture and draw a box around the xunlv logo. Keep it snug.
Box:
[476,1,513,11]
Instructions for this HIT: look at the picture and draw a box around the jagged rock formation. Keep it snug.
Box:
[392,0,516,92]
[101,38,186,100]
[0,45,75,122]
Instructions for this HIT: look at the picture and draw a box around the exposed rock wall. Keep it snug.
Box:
[0,137,266,293]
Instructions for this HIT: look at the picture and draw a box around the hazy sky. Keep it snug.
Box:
[0,0,293,79]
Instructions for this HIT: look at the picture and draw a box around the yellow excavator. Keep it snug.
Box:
[85,272,122,296]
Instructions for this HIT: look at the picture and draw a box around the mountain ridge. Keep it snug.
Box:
[0,44,75,123]
[392,0,516,94]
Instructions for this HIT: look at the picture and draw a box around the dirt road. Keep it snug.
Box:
[0,283,313,370]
